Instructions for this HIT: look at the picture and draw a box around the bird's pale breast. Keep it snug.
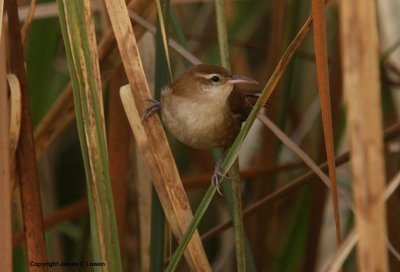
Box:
[161,89,241,149]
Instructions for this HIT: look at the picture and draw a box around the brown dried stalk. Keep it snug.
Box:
[339,0,389,270]
[6,0,48,269]
[0,18,12,272]
[106,0,210,269]
[311,0,341,248]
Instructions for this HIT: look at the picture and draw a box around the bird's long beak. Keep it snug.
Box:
[228,75,258,85]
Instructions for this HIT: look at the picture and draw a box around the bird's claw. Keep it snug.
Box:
[212,165,225,196]
[142,97,160,121]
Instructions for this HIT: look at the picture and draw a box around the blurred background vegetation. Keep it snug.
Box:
[2,0,400,271]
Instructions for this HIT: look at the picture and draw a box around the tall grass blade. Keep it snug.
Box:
[57,0,122,270]
[311,0,341,249]
[155,0,172,80]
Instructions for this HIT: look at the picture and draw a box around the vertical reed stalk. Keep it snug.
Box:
[339,0,389,270]
[6,0,48,270]
[0,18,12,272]
[215,0,246,270]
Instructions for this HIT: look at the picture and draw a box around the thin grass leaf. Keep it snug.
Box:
[56,0,122,270]
[155,0,172,80]
[21,0,38,45]
[311,0,341,248]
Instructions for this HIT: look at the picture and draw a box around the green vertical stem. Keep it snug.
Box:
[230,160,246,271]
[151,1,169,270]
[150,189,165,272]
[215,0,230,69]
[215,0,246,270]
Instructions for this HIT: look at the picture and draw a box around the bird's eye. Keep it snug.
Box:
[211,75,220,83]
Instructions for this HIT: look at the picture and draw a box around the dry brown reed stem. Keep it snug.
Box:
[6,0,48,270]
[108,0,210,268]
[120,84,210,270]
[340,0,389,270]
[21,0,38,45]
[311,0,341,247]
[0,19,12,272]
[34,0,156,160]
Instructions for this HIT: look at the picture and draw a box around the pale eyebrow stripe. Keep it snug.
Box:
[195,73,220,79]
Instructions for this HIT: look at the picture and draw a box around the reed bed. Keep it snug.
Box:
[2,0,400,271]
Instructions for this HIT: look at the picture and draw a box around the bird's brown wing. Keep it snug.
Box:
[228,88,270,122]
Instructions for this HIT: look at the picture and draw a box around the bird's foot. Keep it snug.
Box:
[211,161,227,196]
[142,97,160,120]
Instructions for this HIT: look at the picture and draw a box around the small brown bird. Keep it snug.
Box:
[144,63,259,191]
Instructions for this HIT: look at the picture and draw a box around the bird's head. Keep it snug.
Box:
[170,64,258,103]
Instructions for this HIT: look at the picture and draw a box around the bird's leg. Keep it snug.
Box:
[212,159,225,195]
[142,97,160,120]
[211,148,231,195]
